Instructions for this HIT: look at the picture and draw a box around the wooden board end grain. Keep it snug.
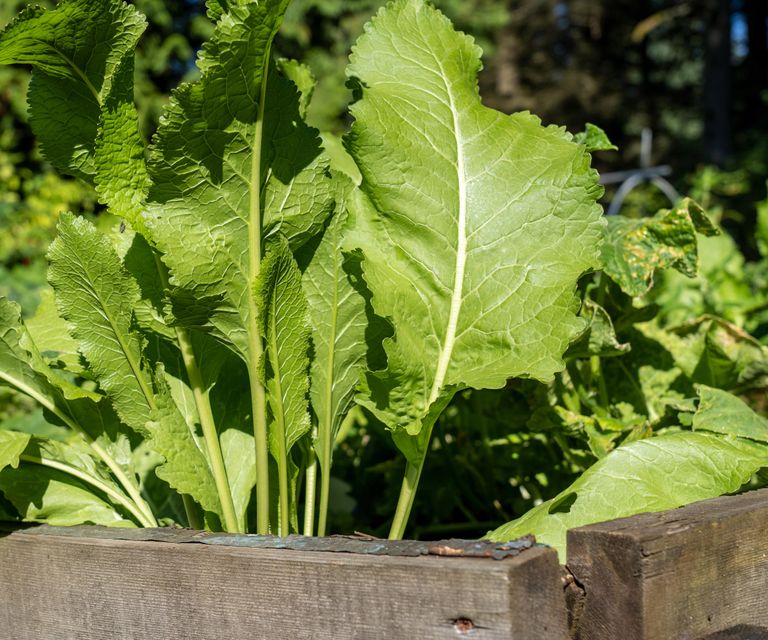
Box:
[0,526,569,640]
[566,488,768,640]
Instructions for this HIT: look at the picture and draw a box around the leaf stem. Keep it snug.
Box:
[152,253,239,532]
[303,450,316,536]
[247,52,273,535]
[182,493,204,530]
[316,256,339,538]
[266,300,290,536]
[177,326,240,533]
[19,454,155,527]
[388,442,430,540]
[317,458,331,537]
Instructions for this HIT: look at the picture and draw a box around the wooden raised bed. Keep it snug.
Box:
[1,488,767,640]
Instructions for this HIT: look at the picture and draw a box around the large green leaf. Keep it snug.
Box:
[48,213,154,435]
[346,0,603,459]
[488,431,768,558]
[0,465,135,527]
[301,202,368,473]
[0,0,149,229]
[144,1,333,363]
[48,214,222,519]
[0,436,137,527]
[601,198,718,297]
[693,385,768,443]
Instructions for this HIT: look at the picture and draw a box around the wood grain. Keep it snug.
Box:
[0,526,568,640]
[566,488,768,640]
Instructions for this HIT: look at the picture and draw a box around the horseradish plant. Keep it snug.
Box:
[0,0,603,537]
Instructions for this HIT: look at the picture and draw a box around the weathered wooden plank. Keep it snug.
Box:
[0,526,568,639]
[566,488,768,640]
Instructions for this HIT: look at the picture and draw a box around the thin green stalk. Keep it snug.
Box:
[590,272,609,408]
[247,52,273,535]
[303,451,316,536]
[266,309,290,536]
[590,355,609,407]
[388,437,431,540]
[86,438,157,526]
[178,329,240,533]
[0,370,158,527]
[182,494,204,530]
[152,253,240,533]
[316,379,334,536]
[19,454,155,527]
[316,242,340,538]
[317,459,331,537]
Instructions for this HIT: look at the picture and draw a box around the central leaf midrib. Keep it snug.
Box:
[427,63,466,406]
[50,43,102,105]
[73,250,157,413]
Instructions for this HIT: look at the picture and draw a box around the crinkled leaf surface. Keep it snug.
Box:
[693,385,768,443]
[144,1,333,362]
[346,0,603,454]
[48,213,155,435]
[48,215,221,518]
[146,374,222,518]
[602,198,718,297]
[487,431,768,558]
[0,0,149,228]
